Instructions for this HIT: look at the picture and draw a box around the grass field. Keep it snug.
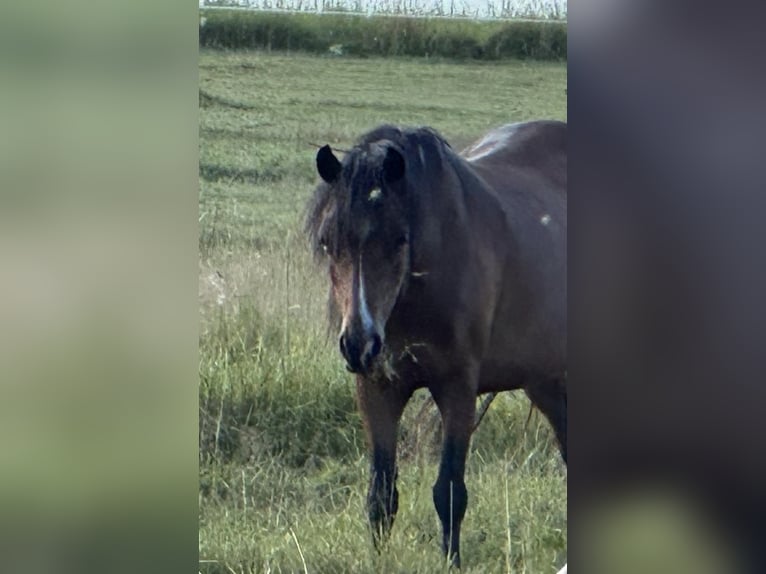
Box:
[199,50,567,573]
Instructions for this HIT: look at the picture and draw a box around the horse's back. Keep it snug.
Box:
[461,120,567,193]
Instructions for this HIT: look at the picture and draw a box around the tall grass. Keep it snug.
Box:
[202,0,568,20]
[199,10,567,60]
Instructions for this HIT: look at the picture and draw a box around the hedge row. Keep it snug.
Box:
[199,10,567,60]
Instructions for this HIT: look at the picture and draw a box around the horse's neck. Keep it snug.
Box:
[411,168,468,252]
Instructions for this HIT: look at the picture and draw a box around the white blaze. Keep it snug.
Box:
[358,256,374,332]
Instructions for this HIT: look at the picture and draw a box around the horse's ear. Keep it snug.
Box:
[317,145,341,183]
[383,146,405,184]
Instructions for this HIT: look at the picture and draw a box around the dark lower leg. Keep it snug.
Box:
[433,470,468,563]
[368,447,398,545]
[432,422,471,567]
[430,382,476,567]
[357,378,409,550]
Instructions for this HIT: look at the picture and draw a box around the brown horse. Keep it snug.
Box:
[305,121,566,567]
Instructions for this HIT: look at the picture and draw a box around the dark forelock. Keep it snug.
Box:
[304,124,451,262]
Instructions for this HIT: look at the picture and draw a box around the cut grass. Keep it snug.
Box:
[199,50,567,572]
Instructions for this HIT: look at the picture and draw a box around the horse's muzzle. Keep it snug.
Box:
[339,331,382,374]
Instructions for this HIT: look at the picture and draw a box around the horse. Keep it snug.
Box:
[305,120,566,567]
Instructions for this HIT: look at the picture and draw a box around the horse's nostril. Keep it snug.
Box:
[370,333,382,359]
[340,332,380,373]
[340,333,363,372]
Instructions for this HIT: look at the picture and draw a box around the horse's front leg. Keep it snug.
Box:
[356,376,409,548]
[431,384,476,568]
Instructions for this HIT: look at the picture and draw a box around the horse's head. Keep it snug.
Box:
[309,140,411,375]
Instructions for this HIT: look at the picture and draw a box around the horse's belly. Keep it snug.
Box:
[477,361,529,393]
[478,327,566,393]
